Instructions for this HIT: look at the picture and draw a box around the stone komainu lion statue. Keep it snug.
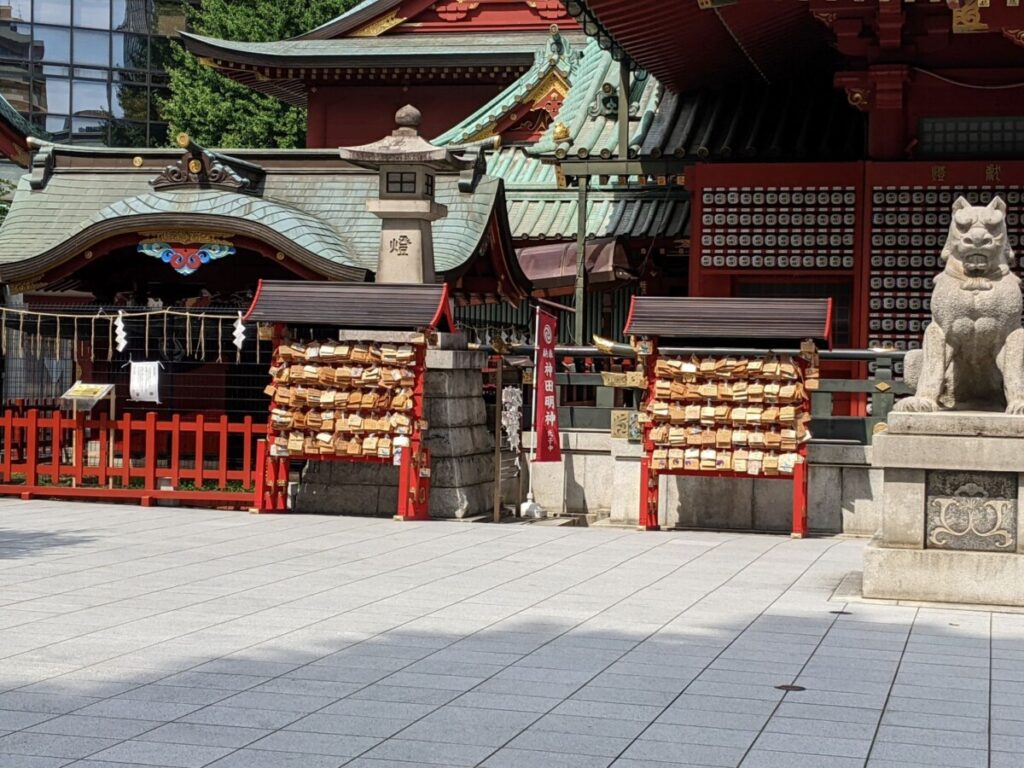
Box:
[897,196,1024,413]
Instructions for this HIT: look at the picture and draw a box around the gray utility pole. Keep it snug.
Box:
[574,176,588,345]
[575,56,631,346]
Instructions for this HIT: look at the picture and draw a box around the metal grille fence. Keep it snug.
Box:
[1,307,274,420]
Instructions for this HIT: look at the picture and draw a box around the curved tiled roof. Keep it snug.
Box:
[296,0,403,40]
[0,147,506,285]
[96,189,363,266]
[180,30,540,67]
[505,189,689,242]
[433,30,580,147]
[507,39,861,163]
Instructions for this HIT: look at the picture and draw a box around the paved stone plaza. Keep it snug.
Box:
[0,500,1021,768]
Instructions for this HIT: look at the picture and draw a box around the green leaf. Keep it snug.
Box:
[161,0,357,148]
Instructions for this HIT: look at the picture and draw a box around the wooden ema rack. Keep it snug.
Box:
[622,296,833,537]
[245,281,456,520]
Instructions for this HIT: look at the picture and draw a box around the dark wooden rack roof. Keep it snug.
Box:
[244,281,455,332]
[624,297,832,345]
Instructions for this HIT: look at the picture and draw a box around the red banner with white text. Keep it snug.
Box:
[533,308,561,463]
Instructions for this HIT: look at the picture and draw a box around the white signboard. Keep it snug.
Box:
[129,361,161,403]
[61,381,115,410]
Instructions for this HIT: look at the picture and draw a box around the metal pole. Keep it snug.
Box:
[618,56,630,159]
[574,177,588,345]
[492,357,502,523]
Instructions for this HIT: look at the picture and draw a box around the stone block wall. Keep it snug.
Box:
[526,432,882,536]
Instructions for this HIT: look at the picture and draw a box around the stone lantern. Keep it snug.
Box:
[339,105,474,284]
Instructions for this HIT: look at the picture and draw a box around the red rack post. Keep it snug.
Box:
[639,344,661,530]
[396,343,431,521]
[639,457,660,531]
[791,445,809,538]
[253,439,267,512]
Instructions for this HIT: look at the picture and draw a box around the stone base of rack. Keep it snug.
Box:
[293,349,495,519]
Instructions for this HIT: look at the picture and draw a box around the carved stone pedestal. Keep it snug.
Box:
[863,412,1024,606]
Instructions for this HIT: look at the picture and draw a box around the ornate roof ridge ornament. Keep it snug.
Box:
[150,133,266,193]
[27,142,55,190]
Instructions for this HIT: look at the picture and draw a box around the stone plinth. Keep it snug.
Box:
[863,411,1024,606]
[294,348,494,519]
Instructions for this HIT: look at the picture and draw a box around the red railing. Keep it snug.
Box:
[0,408,265,507]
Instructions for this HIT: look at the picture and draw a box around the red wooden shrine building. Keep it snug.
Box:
[176,0,1024,363]
[559,0,1024,358]
[0,0,1021,435]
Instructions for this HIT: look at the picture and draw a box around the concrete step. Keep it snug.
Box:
[559,510,611,528]
[530,516,578,526]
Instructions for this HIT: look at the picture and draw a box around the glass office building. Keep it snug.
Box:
[0,1,191,147]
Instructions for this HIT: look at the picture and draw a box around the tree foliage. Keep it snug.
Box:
[161,0,356,149]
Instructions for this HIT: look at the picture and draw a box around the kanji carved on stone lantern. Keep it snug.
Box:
[339,105,475,285]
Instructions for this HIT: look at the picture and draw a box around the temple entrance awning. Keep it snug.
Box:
[0,143,530,304]
[518,237,633,292]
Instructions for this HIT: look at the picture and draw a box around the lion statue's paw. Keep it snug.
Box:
[893,396,940,413]
[1006,400,1024,415]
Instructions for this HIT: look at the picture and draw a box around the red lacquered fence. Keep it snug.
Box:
[0,408,265,507]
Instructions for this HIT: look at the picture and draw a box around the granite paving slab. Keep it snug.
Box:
[0,500,1021,767]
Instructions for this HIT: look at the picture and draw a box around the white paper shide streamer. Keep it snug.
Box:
[233,312,246,350]
[114,311,128,352]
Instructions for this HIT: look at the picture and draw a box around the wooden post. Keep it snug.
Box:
[639,457,659,531]
[70,401,77,487]
[253,439,267,513]
[639,344,660,530]
[142,411,157,504]
[493,357,503,523]
[22,408,38,498]
[194,414,205,488]
[242,416,253,491]
[1,409,12,482]
[217,414,229,489]
[49,410,61,488]
[120,412,132,489]
[791,447,809,538]
[107,389,116,488]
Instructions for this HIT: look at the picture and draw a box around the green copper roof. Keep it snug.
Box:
[505,188,688,241]
[435,38,687,241]
[433,31,579,147]
[0,146,505,285]
[533,38,660,158]
[437,38,661,164]
[0,93,36,143]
